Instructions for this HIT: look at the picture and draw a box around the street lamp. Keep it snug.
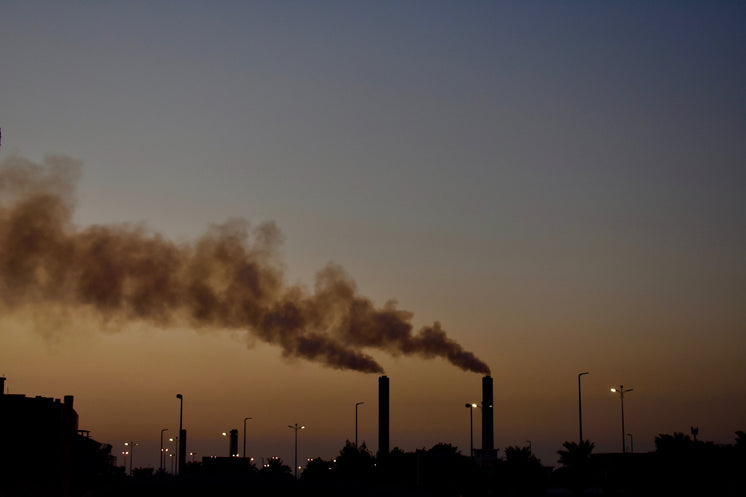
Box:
[168,437,177,474]
[120,450,129,472]
[465,403,477,458]
[627,433,634,453]
[355,402,364,448]
[160,428,168,473]
[243,417,252,459]
[176,394,184,475]
[288,423,305,478]
[578,372,589,443]
[610,385,633,453]
[124,442,138,475]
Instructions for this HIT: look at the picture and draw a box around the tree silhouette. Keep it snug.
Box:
[735,430,746,451]
[505,445,538,466]
[554,440,596,492]
[332,440,375,481]
[557,440,594,468]
[655,432,693,454]
[259,457,291,478]
[503,446,546,496]
[300,457,333,482]
[427,442,460,456]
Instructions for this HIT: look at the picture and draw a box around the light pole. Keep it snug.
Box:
[168,437,177,474]
[124,442,137,475]
[160,428,168,472]
[627,433,634,453]
[243,417,252,458]
[176,393,183,475]
[526,440,532,455]
[121,450,129,473]
[610,385,633,453]
[578,372,589,444]
[288,423,305,478]
[465,403,477,458]
[355,402,364,448]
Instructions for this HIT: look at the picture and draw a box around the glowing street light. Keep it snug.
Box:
[124,442,138,475]
[120,450,129,472]
[168,437,177,474]
[610,385,634,453]
[160,428,168,473]
[288,423,306,478]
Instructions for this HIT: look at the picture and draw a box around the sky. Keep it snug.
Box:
[1,1,745,470]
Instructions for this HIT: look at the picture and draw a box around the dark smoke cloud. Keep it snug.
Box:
[0,155,490,375]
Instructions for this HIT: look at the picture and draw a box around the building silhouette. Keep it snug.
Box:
[0,377,115,496]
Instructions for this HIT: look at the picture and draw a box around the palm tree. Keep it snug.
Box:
[557,440,594,468]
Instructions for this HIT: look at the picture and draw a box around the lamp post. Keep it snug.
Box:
[355,402,364,448]
[124,442,137,475]
[627,433,634,453]
[464,403,477,458]
[243,417,252,459]
[168,437,177,474]
[610,385,633,453]
[526,440,532,455]
[578,372,589,444]
[288,423,305,478]
[176,393,186,474]
[121,450,129,472]
[160,428,168,472]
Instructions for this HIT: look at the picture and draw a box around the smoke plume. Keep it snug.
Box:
[0,155,490,375]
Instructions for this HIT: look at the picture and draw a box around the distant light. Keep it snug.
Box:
[222,432,227,436]
[472,403,477,408]
[300,426,306,430]
[610,388,617,393]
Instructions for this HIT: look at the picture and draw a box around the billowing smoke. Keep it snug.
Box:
[0,155,490,375]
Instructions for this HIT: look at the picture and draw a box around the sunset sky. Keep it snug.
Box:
[1,1,745,469]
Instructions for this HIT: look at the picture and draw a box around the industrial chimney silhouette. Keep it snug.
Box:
[482,375,494,453]
[378,375,389,456]
[229,429,238,457]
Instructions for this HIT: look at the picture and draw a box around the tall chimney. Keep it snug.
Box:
[378,375,389,456]
[229,429,238,457]
[482,375,494,452]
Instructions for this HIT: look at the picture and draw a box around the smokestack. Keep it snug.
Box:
[481,375,494,452]
[229,429,238,457]
[378,375,389,456]
[0,377,5,395]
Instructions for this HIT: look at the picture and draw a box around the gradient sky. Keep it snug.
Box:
[1,1,745,469]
